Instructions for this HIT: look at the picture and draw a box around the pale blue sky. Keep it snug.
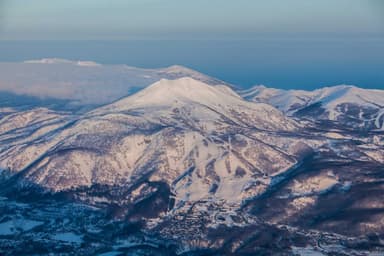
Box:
[1,0,383,40]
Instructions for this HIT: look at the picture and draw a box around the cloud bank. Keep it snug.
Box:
[0,59,221,107]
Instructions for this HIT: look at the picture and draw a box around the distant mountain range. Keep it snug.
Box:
[241,85,384,131]
[0,61,383,255]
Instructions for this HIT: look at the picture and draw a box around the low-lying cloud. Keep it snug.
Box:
[0,59,219,108]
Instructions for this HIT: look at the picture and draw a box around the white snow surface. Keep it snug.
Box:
[52,232,83,243]
[240,85,384,127]
[0,219,43,235]
[0,77,302,206]
[1,76,383,213]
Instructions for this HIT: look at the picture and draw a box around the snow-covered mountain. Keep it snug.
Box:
[0,78,301,203]
[240,85,384,130]
[1,73,384,254]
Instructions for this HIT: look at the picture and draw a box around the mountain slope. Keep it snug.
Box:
[94,77,296,131]
[0,78,303,205]
[240,85,384,130]
[1,78,384,254]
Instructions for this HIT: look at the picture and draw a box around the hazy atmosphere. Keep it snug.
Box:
[0,0,383,89]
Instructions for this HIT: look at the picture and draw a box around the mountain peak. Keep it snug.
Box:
[241,83,384,129]
[161,65,209,80]
[160,65,229,86]
[101,77,241,111]
[163,65,196,73]
[90,77,296,132]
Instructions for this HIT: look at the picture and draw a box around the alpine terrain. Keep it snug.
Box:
[0,62,383,255]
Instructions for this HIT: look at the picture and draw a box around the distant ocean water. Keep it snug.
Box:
[0,39,383,90]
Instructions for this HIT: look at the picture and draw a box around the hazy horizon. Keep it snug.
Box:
[0,0,383,90]
[0,39,383,90]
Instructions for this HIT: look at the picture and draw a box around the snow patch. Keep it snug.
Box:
[0,219,43,235]
[52,232,83,243]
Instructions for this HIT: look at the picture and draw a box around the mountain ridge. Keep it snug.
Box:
[239,84,384,130]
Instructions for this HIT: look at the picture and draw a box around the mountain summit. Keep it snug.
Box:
[101,77,240,108]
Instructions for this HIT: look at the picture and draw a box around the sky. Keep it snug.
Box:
[1,0,383,40]
[0,0,383,90]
